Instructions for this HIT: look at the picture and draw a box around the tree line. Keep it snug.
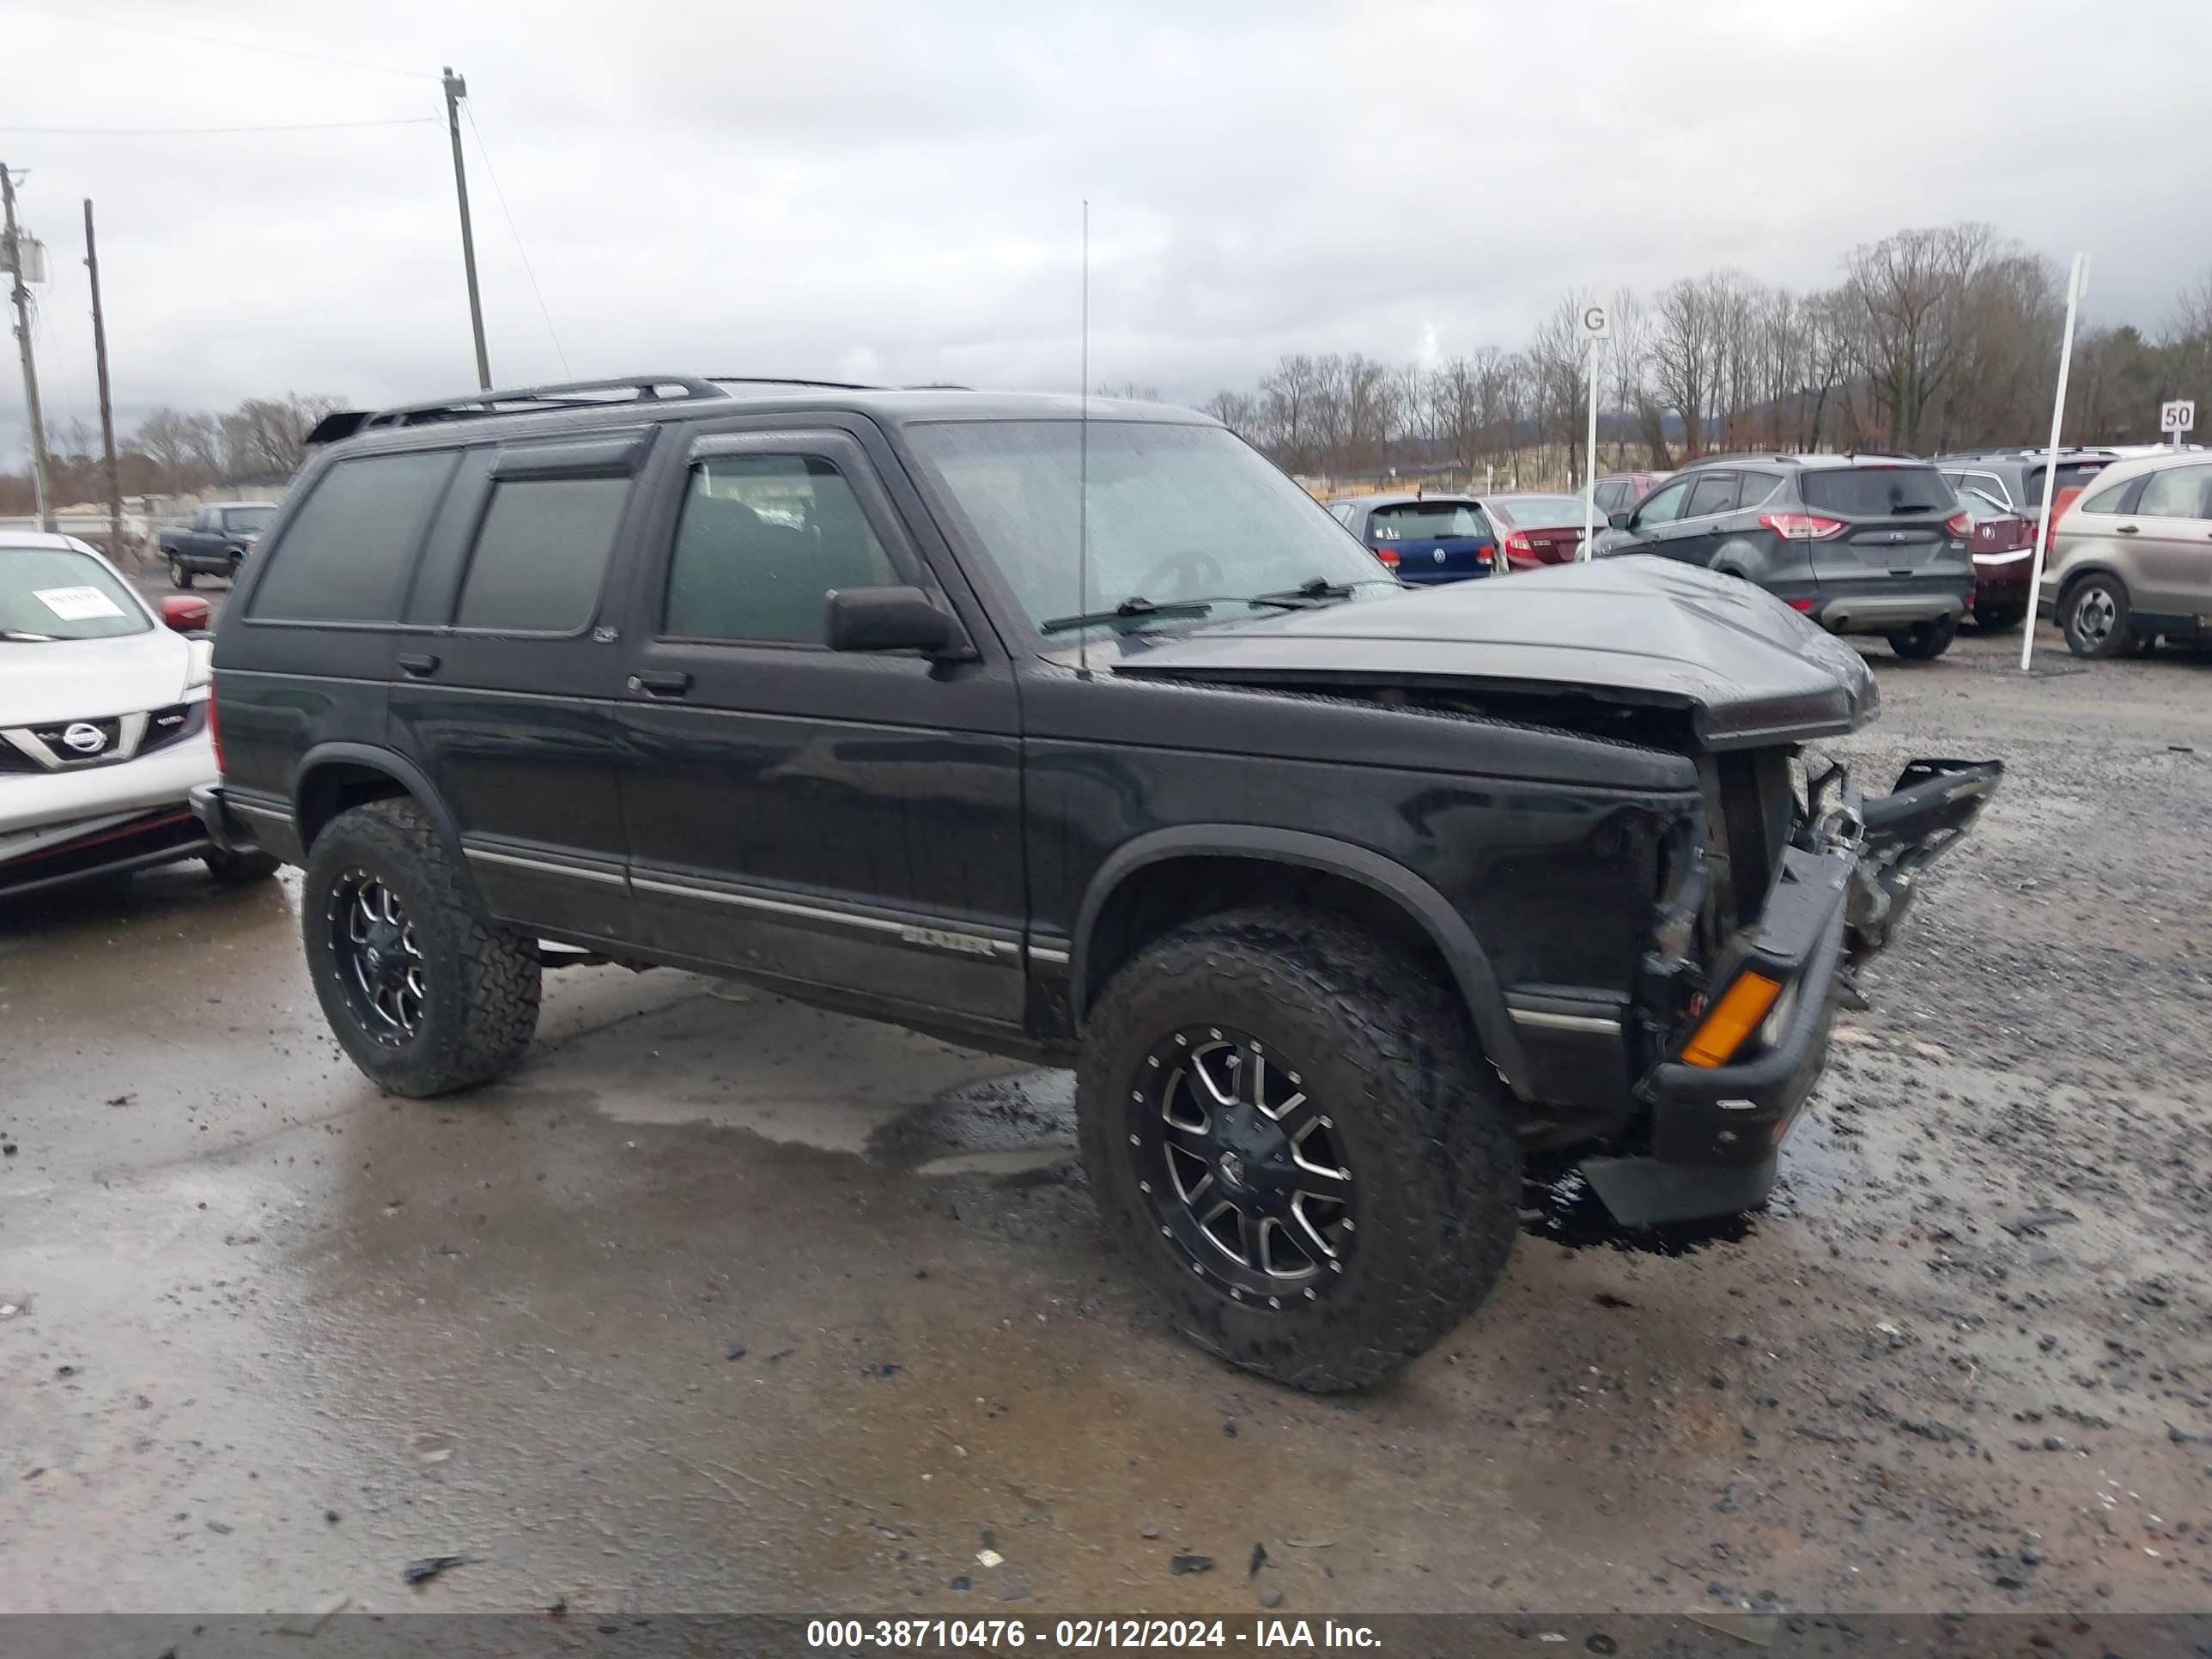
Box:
[1200,224,2212,482]
[0,391,341,516]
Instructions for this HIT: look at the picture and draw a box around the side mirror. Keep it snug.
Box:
[1608,510,1632,531]
[160,594,212,633]
[825,586,971,658]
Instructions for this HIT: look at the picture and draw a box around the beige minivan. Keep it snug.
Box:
[2044,450,2212,657]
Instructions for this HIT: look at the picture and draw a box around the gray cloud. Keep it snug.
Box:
[3,0,2207,464]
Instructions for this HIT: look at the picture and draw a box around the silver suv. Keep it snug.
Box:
[2044,452,2212,658]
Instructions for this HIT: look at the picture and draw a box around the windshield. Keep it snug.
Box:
[1370,501,1485,539]
[1488,495,1589,529]
[0,546,149,641]
[225,505,277,536]
[1797,465,1954,516]
[903,421,1395,632]
[2023,461,2108,507]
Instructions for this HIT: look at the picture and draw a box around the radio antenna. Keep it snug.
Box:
[1076,198,1092,680]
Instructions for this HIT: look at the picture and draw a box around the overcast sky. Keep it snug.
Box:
[3,0,2209,465]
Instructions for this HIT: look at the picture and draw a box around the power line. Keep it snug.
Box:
[0,0,439,80]
[464,105,570,379]
[0,117,440,136]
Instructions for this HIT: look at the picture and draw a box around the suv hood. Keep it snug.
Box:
[1106,556,1877,750]
[0,629,195,726]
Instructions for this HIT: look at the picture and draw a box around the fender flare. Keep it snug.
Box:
[292,742,485,908]
[1071,824,1533,1100]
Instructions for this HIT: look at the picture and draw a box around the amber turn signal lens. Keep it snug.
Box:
[1681,970,1784,1068]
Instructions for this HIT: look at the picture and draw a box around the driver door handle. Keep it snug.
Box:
[629,669,693,698]
[2115,524,2139,535]
[397,652,441,678]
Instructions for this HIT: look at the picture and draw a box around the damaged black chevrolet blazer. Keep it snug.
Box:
[195,377,2000,1391]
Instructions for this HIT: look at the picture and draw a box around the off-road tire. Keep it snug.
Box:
[1973,602,2027,633]
[1887,616,1958,660]
[2063,574,2136,659]
[1078,907,1521,1393]
[204,847,280,886]
[169,557,192,589]
[302,799,539,1097]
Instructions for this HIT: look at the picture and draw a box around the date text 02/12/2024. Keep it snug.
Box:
[804,1618,1383,1650]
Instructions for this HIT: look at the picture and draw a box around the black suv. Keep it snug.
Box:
[192,376,1999,1391]
[1594,453,1975,659]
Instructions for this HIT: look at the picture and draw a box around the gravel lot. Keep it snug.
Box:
[2,619,2207,1626]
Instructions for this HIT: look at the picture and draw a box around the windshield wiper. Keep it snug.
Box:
[0,629,57,642]
[1039,595,1213,635]
[1247,576,1358,609]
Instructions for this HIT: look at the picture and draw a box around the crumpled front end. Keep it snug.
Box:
[1580,755,2003,1227]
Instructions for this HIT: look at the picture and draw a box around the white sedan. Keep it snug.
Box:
[1,532,276,900]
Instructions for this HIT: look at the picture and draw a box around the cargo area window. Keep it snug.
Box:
[246,450,456,623]
[662,454,898,644]
[454,475,630,634]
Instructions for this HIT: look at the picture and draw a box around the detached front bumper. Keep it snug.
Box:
[1582,756,2003,1226]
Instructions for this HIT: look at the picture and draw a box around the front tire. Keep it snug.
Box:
[2063,574,2136,659]
[1077,908,1521,1393]
[302,799,540,1097]
[1887,616,1958,659]
[169,557,192,590]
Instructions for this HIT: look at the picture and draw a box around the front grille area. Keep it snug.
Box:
[139,702,206,755]
[28,715,125,762]
[0,700,204,770]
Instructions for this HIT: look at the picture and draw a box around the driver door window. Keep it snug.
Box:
[1684,472,1739,519]
[1630,477,1692,529]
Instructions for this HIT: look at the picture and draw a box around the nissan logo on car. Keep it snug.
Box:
[61,722,108,755]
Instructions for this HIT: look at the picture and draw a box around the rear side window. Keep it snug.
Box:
[1685,473,1738,517]
[664,454,899,644]
[2078,474,2147,516]
[247,451,456,623]
[2024,461,2107,508]
[2135,463,2212,520]
[1797,465,1952,516]
[454,476,630,633]
[1370,501,1484,539]
[1735,471,1779,509]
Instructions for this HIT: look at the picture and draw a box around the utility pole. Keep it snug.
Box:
[2,163,54,532]
[83,199,124,561]
[442,67,491,390]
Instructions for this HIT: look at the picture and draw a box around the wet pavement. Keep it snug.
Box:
[4,623,2210,1620]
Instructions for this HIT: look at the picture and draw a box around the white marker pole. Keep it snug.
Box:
[1578,301,1609,561]
[2021,252,2088,675]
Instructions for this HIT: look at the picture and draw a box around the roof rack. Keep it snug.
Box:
[305,375,734,447]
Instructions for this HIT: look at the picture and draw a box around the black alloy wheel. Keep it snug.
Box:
[1128,1023,1354,1304]
[327,866,428,1044]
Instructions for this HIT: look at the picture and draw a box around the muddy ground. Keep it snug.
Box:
[3,622,2208,1625]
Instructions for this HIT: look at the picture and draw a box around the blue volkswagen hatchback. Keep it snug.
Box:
[1331,492,1498,585]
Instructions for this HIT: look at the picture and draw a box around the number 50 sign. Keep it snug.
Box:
[2161,399,2196,433]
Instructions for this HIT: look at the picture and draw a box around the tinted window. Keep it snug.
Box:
[1796,465,1952,516]
[1593,481,1627,514]
[1489,495,1589,528]
[1685,473,1738,517]
[0,545,149,641]
[453,476,629,633]
[1370,501,1484,539]
[248,451,455,623]
[1632,477,1692,526]
[1735,471,1779,509]
[1329,501,1355,525]
[224,505,277,536]
[2078,474,2147,516]
[665,454,898,644]
[2023,461,2107,508]
[1968,471,2011,505]
[2136,463,2212,520]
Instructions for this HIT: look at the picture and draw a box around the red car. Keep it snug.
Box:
[1593,471,1671,519]
[1485,493,1601,569]
[1948,484,2039,629]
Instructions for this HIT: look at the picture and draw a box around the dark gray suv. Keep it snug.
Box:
[1595,454,1975,659]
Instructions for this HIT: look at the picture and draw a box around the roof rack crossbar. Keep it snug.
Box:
[357,374,732,430]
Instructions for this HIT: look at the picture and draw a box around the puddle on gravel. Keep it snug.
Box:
[1520,1113,1863,1255]
[872,1067,1078,1176]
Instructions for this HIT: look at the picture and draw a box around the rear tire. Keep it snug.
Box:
[169,557,192,590]
[2063,574,2136,659]
[302,799,540,1097]
[1077,908,1522,1393]
[1887,616,1958,660]
[204,847,279,886]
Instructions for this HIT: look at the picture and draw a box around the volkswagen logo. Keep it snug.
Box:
[61,722,107,755]
[1432,548,1446,564]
